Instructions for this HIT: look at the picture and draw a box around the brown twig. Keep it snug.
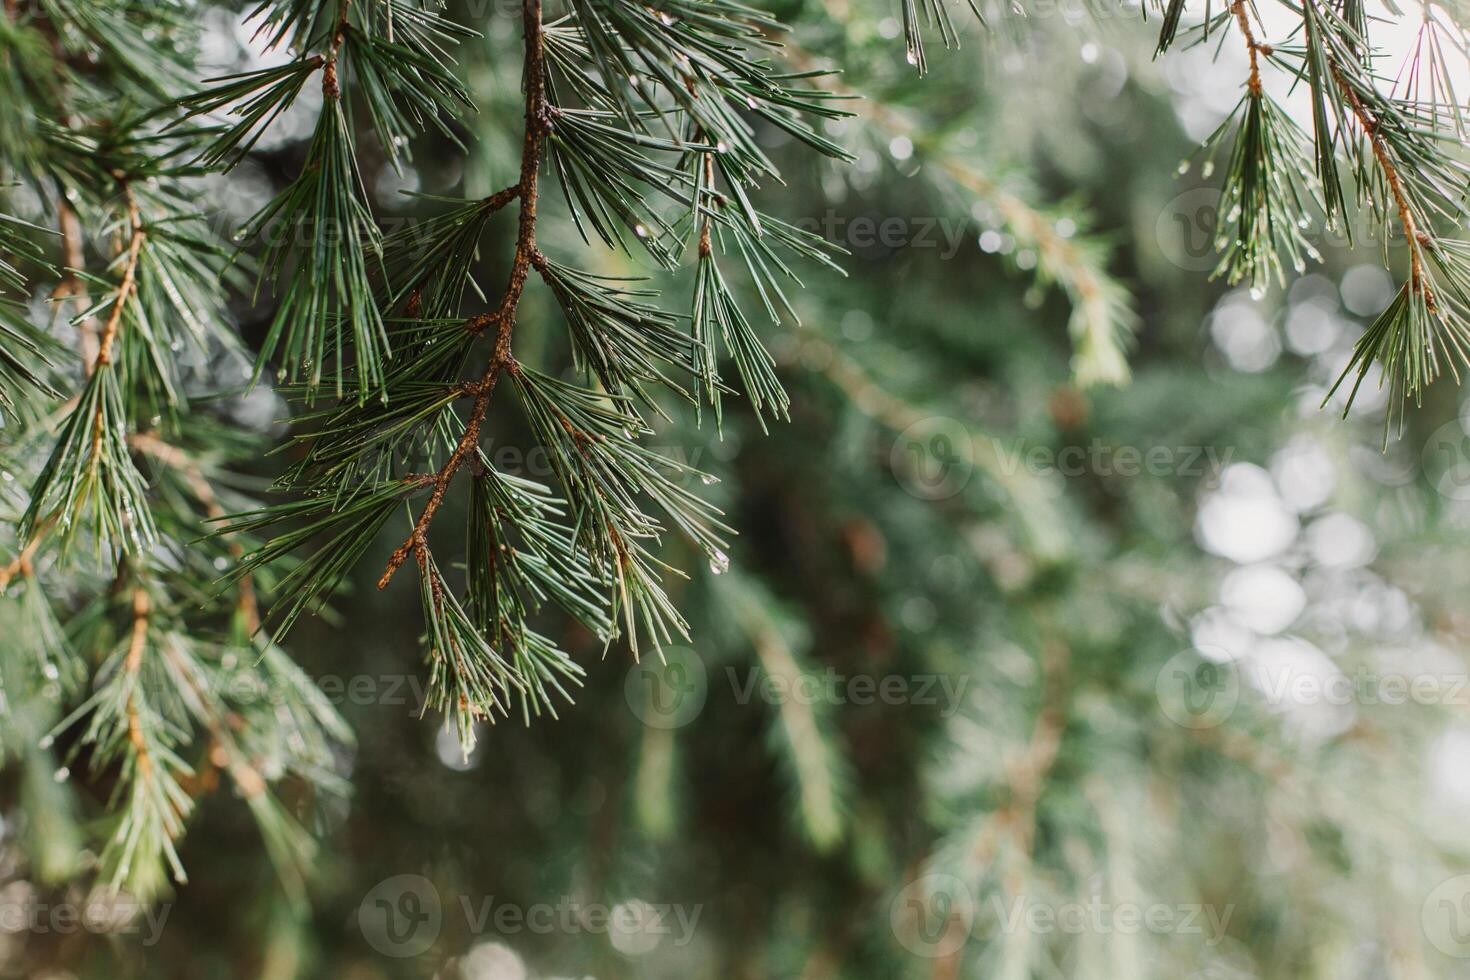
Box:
[0,513,52,590]
[124,586,153,780]
[322,0,351,101]
[94,178,144,369]
[377,0,549,590]
[1328,60,1434,306]
[1231,0,1271,96]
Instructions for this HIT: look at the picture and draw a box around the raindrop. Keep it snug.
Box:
[700,473,719,485]
[708,550,729,574]
[53,766,69,783]
[905,47,918,66]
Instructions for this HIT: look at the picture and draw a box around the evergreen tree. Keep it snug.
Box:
[1,0,1470,976]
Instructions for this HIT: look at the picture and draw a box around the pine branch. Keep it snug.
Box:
[377,0,551,590]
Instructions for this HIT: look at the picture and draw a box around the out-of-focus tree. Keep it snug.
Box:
[3,0,1470,978]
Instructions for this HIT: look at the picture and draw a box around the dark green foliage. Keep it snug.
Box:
[2,0,1470,958]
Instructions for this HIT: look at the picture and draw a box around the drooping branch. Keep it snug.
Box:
[377,0,549,590]
[1328,61,1434,305]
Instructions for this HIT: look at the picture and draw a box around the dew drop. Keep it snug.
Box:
[42,662,58,681]
[38,734,54,750]
[1201,161,1215,179]
[700,473,719,485]
[905,47,919,65]
[635,224,649,238]
[708,550,729,574]
[1176,160,1191,176]
[53,766,69,783]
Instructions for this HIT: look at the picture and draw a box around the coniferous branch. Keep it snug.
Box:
[180,0,477,400]
[0,1,351,902]
[374,0,552,595]
[1188,0,1322,295]
[1158,0,1470,428]
[0,211,59,422]
[22,178,157,557]
[896,0,984,73]
[1298,0,1470,429]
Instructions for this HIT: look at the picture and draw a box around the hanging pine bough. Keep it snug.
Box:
[197,0,851,763]
[0,0,1468,909]
[1165,0,1470,437]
